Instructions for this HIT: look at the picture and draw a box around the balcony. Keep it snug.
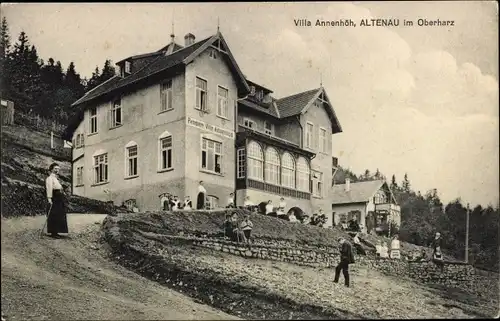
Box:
[236,125,315,159]
[244,178,311,200]
[374,203,401,213]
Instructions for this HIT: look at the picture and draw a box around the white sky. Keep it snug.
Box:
[2,2,498,207]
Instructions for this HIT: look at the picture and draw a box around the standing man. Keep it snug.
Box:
[196,181,206,210]
[334,237,355,287]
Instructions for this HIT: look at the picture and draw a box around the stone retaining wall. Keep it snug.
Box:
[408,261,474,287]
[141,232,474,287]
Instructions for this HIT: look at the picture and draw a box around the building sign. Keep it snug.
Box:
[186,116,235,139]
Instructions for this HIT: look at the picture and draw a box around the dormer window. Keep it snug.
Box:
[124,61,131,74]
[209,49,218,59]
[255,90,264,101]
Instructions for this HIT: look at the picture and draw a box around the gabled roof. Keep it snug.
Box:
[71,36,212,108]
[276,88,320,118]
[332,180,389,205]
[64,32,251,140]
[276,87,342,134]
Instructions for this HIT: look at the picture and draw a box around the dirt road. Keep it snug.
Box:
[1,214,238,321]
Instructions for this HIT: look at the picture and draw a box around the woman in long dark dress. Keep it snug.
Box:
[196,181,206,210]
[45,163,68,237]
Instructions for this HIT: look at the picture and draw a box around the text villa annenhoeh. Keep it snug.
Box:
[294,18,402,27]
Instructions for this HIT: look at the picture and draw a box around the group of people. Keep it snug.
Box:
[239,195,328,227]
[161,181,207,211]
[222,212,253,244]
[162,195,193,211]
[374,234,401,259]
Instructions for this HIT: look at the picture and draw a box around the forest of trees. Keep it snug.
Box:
[0,17,115,123]
[334,166,499,272]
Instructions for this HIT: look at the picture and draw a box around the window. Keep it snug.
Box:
[76,166,83,186]
[159,135,173,170]
[126,145,138,177]
[264,121,274,135]
[125,61,131,74]
[237,148,246,178]
[247,141,263,180]
[206,195,219,210]
[160,80,173,112]
[209,49,218,59]
[217,86,228,118]
[296,157,310,192]
[93,153,108,184]
[110,98,122,128]
[89,107,98,134]
[264,147,280,185]
[319,127,327,153]
[75,133,85,148]
[243,118,255,129]
[195,77,208,111]
[305,122,314,149]
[374,190,388,204]
[281,152,296,189]
[255,90,264,101]
[312,171,323,197]
[201,138,222,174]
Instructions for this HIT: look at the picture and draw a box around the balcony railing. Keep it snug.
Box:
[247,178,311,200]
[375,203,401,213]
[238,124,299,147]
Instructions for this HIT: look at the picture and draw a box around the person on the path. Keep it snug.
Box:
[172,196,180,210]
[277,197,287,219]
[196,181,206,209]
[265,200,275,216]
[334,237,355,287]
[183,196,192,210]
[243,196,254,211]
[45,163,68,238]
[390,234,401,259]
[431,232,444,271]
[288,210,298,223]
[240,214,254,243]
[353,233,366,255]
[227,192,235,208]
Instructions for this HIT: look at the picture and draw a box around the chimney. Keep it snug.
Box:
[184,33,195,46]
[345,178,351,192]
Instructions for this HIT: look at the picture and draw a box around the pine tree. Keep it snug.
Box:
[0,17,12,97]
[1,17,11,59]
[8,32,44,113]
[374,168,381,179]
[65,62,85,97]
[390,174,398,191]
[402,173,411,192]
[99,59,116,83]
[86,66,101,92]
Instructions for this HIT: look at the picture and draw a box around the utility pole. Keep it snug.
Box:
[465,203,470,263]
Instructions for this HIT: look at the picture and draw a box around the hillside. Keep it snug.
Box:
[1,124,126,217]
[102,210,499,319]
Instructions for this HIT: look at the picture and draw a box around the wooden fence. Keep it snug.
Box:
[13,111,66,136]
[1,99,15,125]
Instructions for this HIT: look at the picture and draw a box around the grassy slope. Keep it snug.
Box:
[1,125,126,217]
